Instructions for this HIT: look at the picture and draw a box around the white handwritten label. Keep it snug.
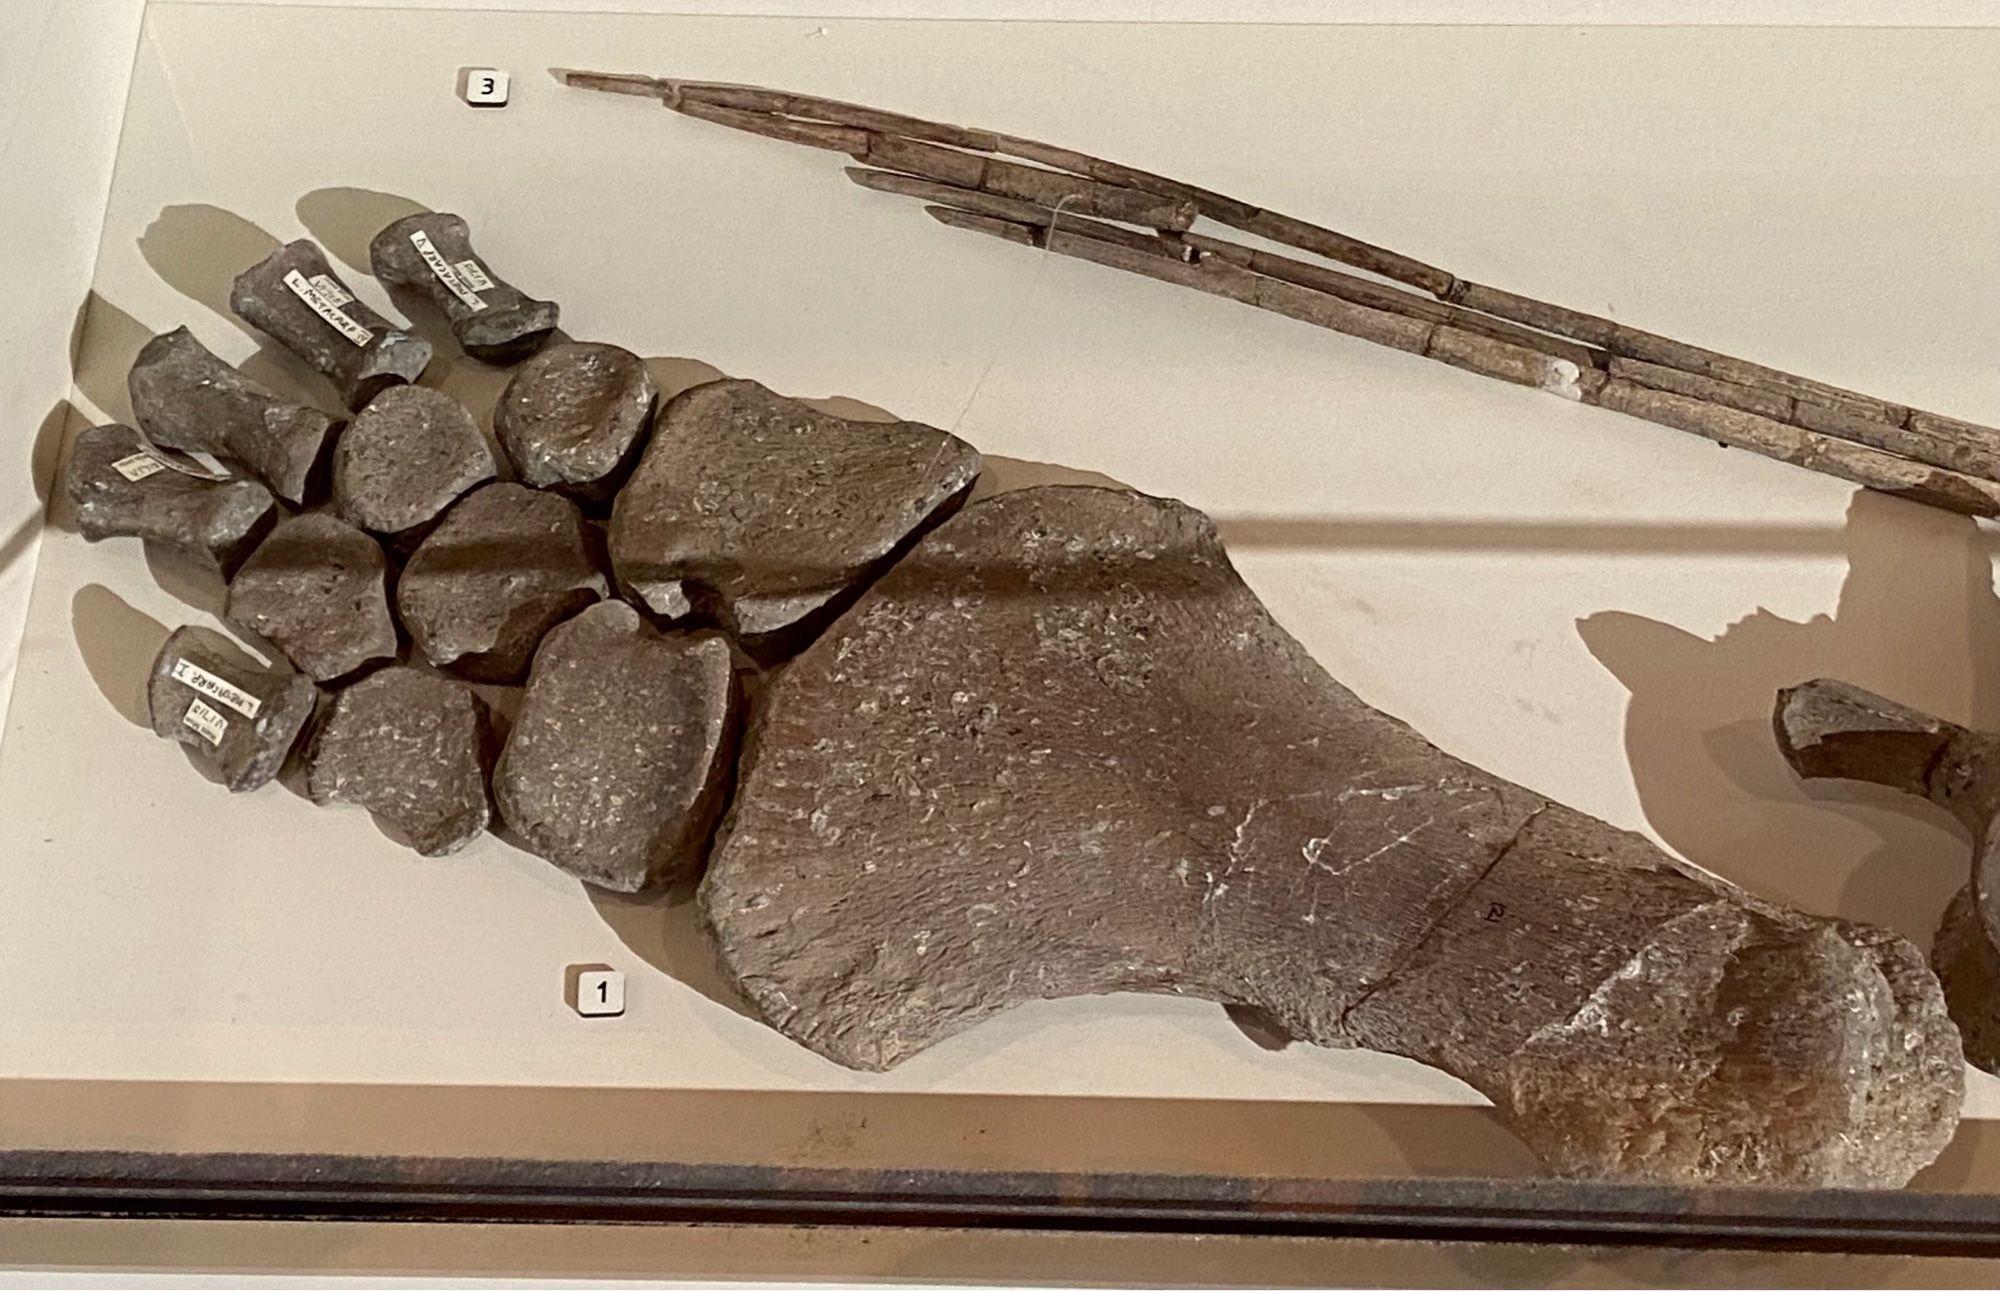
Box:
[408,231,487,312]
[454,259,495,292]
[308,273,355,306]
[112,452,167,482]
[283,269,373,347]
[169,658,262,719]
[182,698,228,747]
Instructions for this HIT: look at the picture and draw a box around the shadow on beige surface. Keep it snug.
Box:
[136,203,327,406]
[69,583,169,728]
[1579,490,1999,946]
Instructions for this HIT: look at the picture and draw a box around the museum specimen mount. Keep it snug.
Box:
[64,176,1978,1187]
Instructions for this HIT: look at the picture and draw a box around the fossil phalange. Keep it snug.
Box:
[332,385,497,545]
[307,666,493,856]
[229,239,432,412]
[701,485,1962,1188]
[608,378,979,653]
[493,341,657,502]
[397,482,606,682]
[226,513,399,682]
[495,600,739,892]
[146,626,317,792]
[369,212,560,365]
[65,423,277,574]
[127,327,341,505]
[1774,676,2000,1074]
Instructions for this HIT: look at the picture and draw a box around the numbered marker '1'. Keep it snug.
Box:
[569,965,625,1017]
[460,68,510,107]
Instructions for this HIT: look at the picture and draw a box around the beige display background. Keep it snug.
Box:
[6,5,2000,1188]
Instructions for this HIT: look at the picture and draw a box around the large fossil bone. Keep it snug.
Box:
[702,485,1962,1187]
[368,212,560,365]
[127,327,341,506]
[147,627,317,792]
[1774,677,2000,1073]
[229,239,432,412]
[307,666,494,856]
[226,513,398,682]
[331,385,497,545]
[608,379,979,652]
[494,341,657,501]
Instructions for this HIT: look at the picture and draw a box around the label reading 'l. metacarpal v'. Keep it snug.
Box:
[169,658,262,719]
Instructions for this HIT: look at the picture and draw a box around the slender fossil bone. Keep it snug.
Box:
[562,70,2000,516]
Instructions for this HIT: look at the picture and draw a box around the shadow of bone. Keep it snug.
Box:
[294,187,429,278]
[70,583,172,728]
[136,203,328,406]
[587,878,760,1022]
[1577,489,2000,947]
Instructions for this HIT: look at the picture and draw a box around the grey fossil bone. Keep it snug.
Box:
[226,513,398,682]
[127,326,341,505]
[65,423,277,574]
[397,482,606,682]
[229,239,432,411]
[608,378,978,652]
[495,600,739,892]
[331,385,497,544]
[1774,676,2000,1074]
[368,211,560,365]
[147,626,317,792]
[307,666,493,856]
[701,485,1962,1188]
[493,341,656,502]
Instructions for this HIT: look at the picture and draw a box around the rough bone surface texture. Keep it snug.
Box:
[397,482,606,682]
[703,485,1961,1188]
[1775,677,2000,1073]
[147,627,317,792]
[226,513,398,682]
[229,239,432,412]
[369,212,560,365]
[127,326,341,505]
[609,379,980,651]
[495,601,739,892]
[65,423,276,574]
[332,385,497,544]
[493,341,657,501]
[307,667,493,856]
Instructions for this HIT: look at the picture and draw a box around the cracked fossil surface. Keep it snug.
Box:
[702,485,1962,1188]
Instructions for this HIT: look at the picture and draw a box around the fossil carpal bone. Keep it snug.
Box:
[1774,677,2000,1073]
[307,666,494,856]
[701,485,1961,1187]
[608,379,980,648]
[127,327,342,505]
[226,513,399,682]
[495,600,739,892]
[332,385,497,543]
[494,341,657,501]
[369,212,560,365]
[230,239,433,412]
[64,423,277,574]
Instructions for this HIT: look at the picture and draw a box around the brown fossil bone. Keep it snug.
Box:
[229,239,432,412]
[1774,677,2000,1073]
[368,211,560,365]
[702,486,1962,1187]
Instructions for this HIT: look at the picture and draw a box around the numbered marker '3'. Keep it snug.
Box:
[460,68,510,108]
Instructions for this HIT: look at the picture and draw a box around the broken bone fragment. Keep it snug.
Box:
[493,341,657,501]
[229,239,432,411]
[701,485,1961,1187]
[1774,676,2000,1073]
[368,211,560,364]
[127,326,341,505]
[226,513,398,682]
[397,482,606,682]
[307,666,493,856]
[65,423,277,574]
[147,626,317,792]
[495,600,738,892]
[332,385,497,543]
[608,378,979,649]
